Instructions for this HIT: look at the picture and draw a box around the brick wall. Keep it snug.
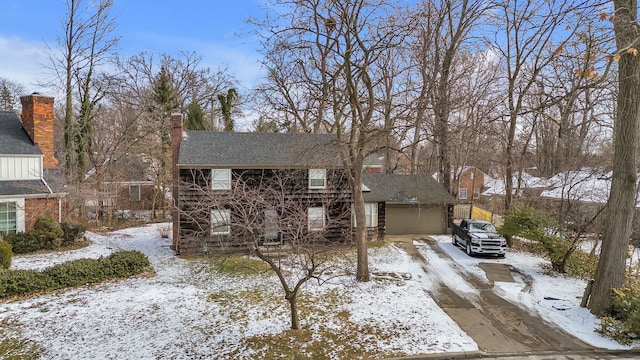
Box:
[24,197,61,232]
[20,94,59,169]
[458,168,484,201]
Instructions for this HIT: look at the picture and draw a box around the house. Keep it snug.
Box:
[85,155,162,220]
[362,174,456,238]
[0,93,65,236]
[171,113,455,254]
[455,166,487,202]
[171,113,352,254]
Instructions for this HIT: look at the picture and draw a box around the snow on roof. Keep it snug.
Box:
[482,172,546,196]
[539,168,611,204]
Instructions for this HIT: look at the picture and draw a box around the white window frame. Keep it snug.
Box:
[308,207,325,231]
[365,203,378,227]
[212,169,231,190]
[211,209,231,235]
[458,188,468,200]
[472,188,480,199]
[352,203,379,227]
[0,199,25,236]
[309,169,327,189]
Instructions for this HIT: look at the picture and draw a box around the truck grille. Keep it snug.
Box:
[482,240,504,247]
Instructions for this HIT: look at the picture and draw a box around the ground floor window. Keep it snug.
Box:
[211,209,231,235]
[352,203,379,227]
[308,207,325,231]
[0,202,17,235]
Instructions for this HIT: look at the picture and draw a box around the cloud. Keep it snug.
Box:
[0,36,53,92]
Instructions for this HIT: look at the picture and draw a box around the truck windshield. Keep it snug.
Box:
[469,222,497,233]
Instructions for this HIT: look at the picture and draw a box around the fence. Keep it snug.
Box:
[453,204,503,227]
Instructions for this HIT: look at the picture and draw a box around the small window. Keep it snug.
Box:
[211,209,231,235]
[0,202,17,235]
[212,169,231,190]
[308,207,325,231]
[309,169,327,189]
[473,188,480,199]
[129,185,141,202]
[458,188,468,200]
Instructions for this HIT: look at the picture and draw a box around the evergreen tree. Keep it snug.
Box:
[217,88,237,132]
[185,100,208,130]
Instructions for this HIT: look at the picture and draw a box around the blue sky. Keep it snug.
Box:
[0,0,266,93]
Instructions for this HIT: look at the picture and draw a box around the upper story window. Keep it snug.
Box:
[212,169,231,190]
[309,169,327,189]
[458,188,468,200]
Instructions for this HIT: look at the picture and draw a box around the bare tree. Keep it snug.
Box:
[489,0,595,210]
[254,0,413,281]
[589,0,640,316]
[0,78,26,112]
[47,0,120,179]
[179,169,351,330]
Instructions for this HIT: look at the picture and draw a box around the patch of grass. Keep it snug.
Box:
[210,254,272,276]
[367,241,387,249]
[0,320,42,360]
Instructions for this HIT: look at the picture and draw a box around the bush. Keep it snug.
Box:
[60,222,86,247]
[0,250,151,299]
[599,280,640,344]
[2,233,41,254]
[33,214,64,250]
[0,241,12,270]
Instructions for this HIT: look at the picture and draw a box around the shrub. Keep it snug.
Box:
[60,222,86,247]
[32,214,64,250]
[0,241,12,270]
[0,250,151,299]
[599,280,640,344]
[2,233,41,254]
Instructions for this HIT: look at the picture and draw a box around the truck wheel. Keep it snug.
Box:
[466,243,474,257]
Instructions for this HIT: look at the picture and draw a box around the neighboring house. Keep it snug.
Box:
[0,93,65,236]
[171,113,456,254]
[455,166,487,203]
[482,171,547,198]
[362,174,456,238]
[86,155,160,219]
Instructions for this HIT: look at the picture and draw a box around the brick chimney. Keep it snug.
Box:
[170,110,183,250]
[20,93,59,169]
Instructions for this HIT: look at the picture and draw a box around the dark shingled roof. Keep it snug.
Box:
[0,111,42,156]
[362,174,456,205]
[178,132,340,168]
[0,180,50,196]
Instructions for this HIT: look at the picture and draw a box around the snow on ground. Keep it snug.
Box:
[429,235,630,350]
[1,224,477,359]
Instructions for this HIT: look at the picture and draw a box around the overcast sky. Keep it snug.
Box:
[0,0,265,94]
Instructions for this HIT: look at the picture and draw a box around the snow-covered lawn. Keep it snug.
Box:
[1,224,477,359]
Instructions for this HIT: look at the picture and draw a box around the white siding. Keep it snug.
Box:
[0,156,42,180]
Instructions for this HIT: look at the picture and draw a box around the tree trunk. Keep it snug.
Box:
[588,0,640,316]
[353,181,370,282]
[287,292,300,330]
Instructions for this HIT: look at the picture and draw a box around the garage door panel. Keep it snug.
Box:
[386,205,445,235]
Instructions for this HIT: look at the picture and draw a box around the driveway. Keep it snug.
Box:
[387,235,617,357]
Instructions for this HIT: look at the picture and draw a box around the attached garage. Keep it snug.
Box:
[385,204,447,235]
[363,174,456,238]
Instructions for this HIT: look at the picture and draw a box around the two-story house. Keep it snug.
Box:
[0,93,65,236]
[170,113,352,254]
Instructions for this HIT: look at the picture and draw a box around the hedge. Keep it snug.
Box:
[0,250,151,299]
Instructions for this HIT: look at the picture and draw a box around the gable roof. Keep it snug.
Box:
[0,111,42,156]
[362,174,456,205]
[178,132,340,168]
